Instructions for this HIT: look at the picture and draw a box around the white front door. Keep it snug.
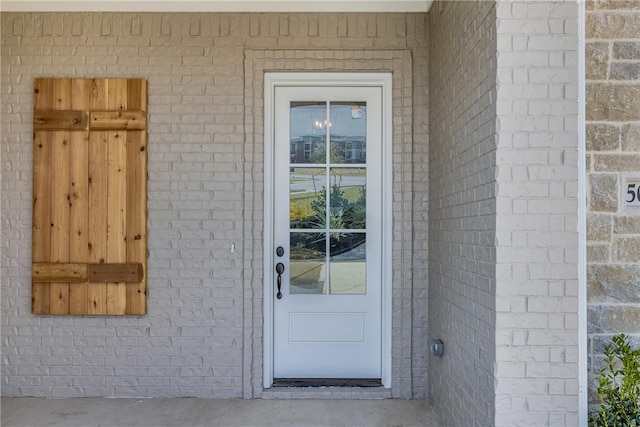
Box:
[268,80,386,380]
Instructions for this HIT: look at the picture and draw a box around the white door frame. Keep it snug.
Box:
[263,72,393,388]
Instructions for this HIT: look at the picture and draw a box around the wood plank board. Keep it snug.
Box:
[32,263,142,283]
[49,79,73,314]
[90,79,108,110]
[32,263,88,282]
[52,78,71,111]
[88,263,143,283]
[106,130,127,315]
[125,79,148,315]
[87,130,108,315]
[127,79,148,111]
[32,131,52,314]
[105,79,129,315]
[69,131,89,314]
[71,79,91,111]
[126,130,147,314]
[34,78,53,110]
[34,110,89,130]
[49,130,71,315]
[68,79,92,315]
[32,80,54,314]
[90,111,146,130]
[108,78,127,111]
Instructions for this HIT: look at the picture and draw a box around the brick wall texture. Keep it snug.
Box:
[586,0,640,406]
[428,2,498,425]
[1,3,585,422]
[429,1,580,425]
[494,2,580,425]
[0,12,430,399]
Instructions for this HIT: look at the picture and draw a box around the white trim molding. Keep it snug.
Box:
[0,0,434,12]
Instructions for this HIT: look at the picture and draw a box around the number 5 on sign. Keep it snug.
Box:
[627,184,640,203]
[623,176,640,214]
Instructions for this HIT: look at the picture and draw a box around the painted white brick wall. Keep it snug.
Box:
[494,1,580,425]
[1,12,429,399]
[428,1,580,425]
[2,6,582,417]
[428,2,498,425]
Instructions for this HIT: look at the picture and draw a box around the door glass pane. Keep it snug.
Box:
[330,233,366,295]
[288,101,369,297]
[330,102,366,164]
[290,232,326,294]
[329,168,366,229]
[290,102,327,164]
[290,168,326,229]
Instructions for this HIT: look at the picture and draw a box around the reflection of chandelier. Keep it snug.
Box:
[314,120,331,129]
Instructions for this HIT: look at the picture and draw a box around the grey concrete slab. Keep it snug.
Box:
[1,397,442,427]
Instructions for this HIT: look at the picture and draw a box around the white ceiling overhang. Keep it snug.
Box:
[0,0,434,13]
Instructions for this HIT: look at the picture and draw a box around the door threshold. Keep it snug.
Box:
[273,378,382,388]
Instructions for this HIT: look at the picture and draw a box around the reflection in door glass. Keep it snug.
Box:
[290,232,326,294]
[288,101,369,296]
[290,168,326,229]
[330,102,366,164]
[290,102,327,164]
[329,233,366,295]
[329,168,366,230]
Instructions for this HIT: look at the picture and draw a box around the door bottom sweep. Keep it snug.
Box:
[273,378,382,388]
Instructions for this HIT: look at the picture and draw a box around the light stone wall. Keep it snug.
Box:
[428,2,498,425]
[494,2,580,425]
[586,0,640,406]
[0,12,429,399]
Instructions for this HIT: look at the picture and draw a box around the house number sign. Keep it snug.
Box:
[622,175,640,215]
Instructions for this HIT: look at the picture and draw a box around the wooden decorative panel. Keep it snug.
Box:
[32,78,148,315]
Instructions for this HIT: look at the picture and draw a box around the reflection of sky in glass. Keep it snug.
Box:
[290,103,366,139]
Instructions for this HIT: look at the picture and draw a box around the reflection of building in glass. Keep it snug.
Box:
[290,134,325,163]
[338,135,366,162]
[290,134,366,163]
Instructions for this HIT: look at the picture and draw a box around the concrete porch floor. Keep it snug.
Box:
[1,397,442,427]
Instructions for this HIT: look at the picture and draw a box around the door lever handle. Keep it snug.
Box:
[275,263,285,300]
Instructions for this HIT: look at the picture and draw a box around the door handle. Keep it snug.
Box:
[275,263,285,300]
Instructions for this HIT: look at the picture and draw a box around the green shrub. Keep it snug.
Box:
[589,334,640,426]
